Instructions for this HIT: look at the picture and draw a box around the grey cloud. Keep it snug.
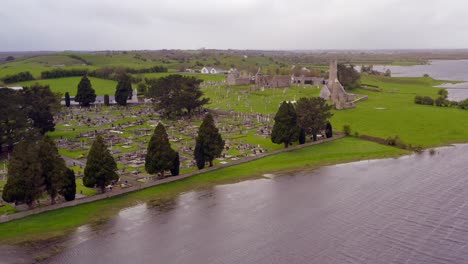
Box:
[1,0,468,50]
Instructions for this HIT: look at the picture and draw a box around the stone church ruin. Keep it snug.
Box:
[320,60,357,110]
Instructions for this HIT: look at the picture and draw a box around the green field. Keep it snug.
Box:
[331,75,468,147]
[203,85,321,113]
[12,77,117,96]
[0,137,407,244]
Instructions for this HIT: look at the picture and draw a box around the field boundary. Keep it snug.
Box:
[0,133,345,224]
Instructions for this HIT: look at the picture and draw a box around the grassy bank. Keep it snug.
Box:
[331,75,468,147]
[0,137,408,244]
[12,77,117,96]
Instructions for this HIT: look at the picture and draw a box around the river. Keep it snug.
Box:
[3,144,468,263]
[372,60,468,101]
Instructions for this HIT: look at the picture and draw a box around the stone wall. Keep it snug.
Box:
[255,75,291,89]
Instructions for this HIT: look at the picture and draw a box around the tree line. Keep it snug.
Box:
[271,98,333,148]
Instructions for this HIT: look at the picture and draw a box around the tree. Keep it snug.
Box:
[299,128,306,144]
[147,75,209,117]
[22,84,60,135]
[296,97,333,141]
[325,122,333,138]
[115,73,132,106]
[194,113,225,167]
[194,144,205,169]
[84,135,118,193]
[337,64,361,90]
[38,136,68,204]
[2,140,43,208]
[5,56,15,61]
[75,76,96,106]
[0,88,28,151]
[271,101,300,148]
[170,152,180,176]
[65,92,71,107]
[104,94,110,106]
[61,169,76,201]
[145,123,177,178]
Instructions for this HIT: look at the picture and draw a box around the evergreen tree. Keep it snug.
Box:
[296,97,333,141]
[65,92,71,107]
[194,143,205,169]
[2,140,43,208]
[170,152,180,176]
[271,101,300,148]
[61,168,76,201]
[0,88,28,151]
[115,73,132,106]
[194,113,224,167]
[299,128,306,144]
[38,136,68,204]
[325,122,333,138]
[104,94,110,106]
[84,135,118,193]
[22,84,60,134]
[145,123,177,178]
[75,76,96,106]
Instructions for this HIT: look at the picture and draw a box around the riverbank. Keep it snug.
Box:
[0,137,408,244]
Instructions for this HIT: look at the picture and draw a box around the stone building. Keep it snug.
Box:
[320,60,356,110]
[292,76,325,86]
[255,69,291,89]
[227,70,252,86]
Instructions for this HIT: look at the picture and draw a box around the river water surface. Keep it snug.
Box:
[372,60,468,101]
[3,144,466,263]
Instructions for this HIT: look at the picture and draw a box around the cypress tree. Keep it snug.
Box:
[145,123,177,178]
[170,152,180,176]
[299,128,306,144]
[61,169,76,201]
[65,92,71,107]
[75,76,96,106]
[194,142,205,169]
[2,140,43,208]
[115,73,132,106]
[296,97,333,141]
[38,136,68,204]
[271,101,300,148]
[84,135,118,193]
[325,122,333,138]
[194,113,224,168]
[104,94,110,106]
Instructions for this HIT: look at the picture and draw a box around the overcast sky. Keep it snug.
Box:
[1,0,468,51]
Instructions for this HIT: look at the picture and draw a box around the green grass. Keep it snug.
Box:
[138,72,226,82]
[12,77,117,96]
[203,85,321,114]
[332,75,468,147]
[0,137,407,244]
[75,179,98,197]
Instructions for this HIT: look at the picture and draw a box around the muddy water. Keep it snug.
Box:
[5,145,468,264]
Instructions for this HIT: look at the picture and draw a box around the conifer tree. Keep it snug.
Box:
[271,101,300,148]
[296,97,333,141]
[299,128,306,144]
[170,152,180,176]
[325,122,333,138]
[194,113,224,168]
[2,140,43,208]
[84,135,118,193]
[115,73,132,106]
[145,123,177,178]
[104,94,110,106]
[75,76,96,106]
[38,136,68,204]
[61,169,76,201]
[65,92,71,107]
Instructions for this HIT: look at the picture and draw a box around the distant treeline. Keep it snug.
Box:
[1,71,35,84]
[41,65,167,80]
[68,54,93,66]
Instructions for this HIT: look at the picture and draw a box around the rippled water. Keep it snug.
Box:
[3,145,468,263]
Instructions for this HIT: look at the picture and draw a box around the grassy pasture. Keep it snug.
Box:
[331,75,468,147]
[12,77,117,96]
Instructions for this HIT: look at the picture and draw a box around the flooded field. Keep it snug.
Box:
[3,144,468,263]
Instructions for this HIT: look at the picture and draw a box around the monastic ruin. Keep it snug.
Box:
[320,60,356,110]
[227,70,252,86]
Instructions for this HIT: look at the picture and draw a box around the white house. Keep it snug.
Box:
[0,86,23,91]
[201,67,226,74]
